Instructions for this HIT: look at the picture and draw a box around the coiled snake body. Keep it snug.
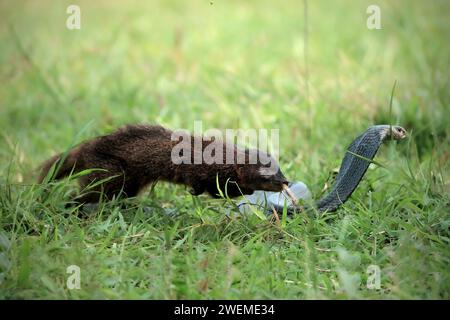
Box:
[271,125,407,213]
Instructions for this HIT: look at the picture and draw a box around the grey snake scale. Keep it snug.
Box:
[273,125,407,213]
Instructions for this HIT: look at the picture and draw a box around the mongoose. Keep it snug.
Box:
[38,124,289,204]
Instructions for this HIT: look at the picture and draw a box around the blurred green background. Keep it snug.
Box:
[0,0,448,299]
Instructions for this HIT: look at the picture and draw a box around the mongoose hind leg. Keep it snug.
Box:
[77,166,127,203]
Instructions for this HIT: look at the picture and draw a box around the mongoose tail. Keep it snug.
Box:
[38,148,82,183]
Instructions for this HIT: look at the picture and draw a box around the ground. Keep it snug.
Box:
[0,0,449,299]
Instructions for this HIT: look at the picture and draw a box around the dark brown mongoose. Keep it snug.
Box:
[38,124,289,204]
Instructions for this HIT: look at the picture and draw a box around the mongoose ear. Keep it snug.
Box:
[236,167,245,180]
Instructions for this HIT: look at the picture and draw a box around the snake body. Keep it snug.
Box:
[273,125,407,213]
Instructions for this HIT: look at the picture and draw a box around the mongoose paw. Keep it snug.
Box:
[189,183,205,196]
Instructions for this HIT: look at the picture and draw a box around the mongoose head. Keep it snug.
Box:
[236,151,289,194]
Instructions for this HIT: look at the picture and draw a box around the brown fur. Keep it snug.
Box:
[38,124,288,204]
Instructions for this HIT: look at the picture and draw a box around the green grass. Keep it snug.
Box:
[0,0,449,299]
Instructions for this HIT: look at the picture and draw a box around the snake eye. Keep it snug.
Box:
[393,126,407,139]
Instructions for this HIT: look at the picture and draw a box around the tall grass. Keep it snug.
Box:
[0,0,448,299]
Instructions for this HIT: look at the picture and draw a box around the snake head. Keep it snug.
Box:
[390,126,407,140]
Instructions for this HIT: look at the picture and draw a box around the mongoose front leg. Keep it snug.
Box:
[189,181,205,196]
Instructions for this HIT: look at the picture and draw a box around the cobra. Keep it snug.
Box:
[242,125,407,214]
